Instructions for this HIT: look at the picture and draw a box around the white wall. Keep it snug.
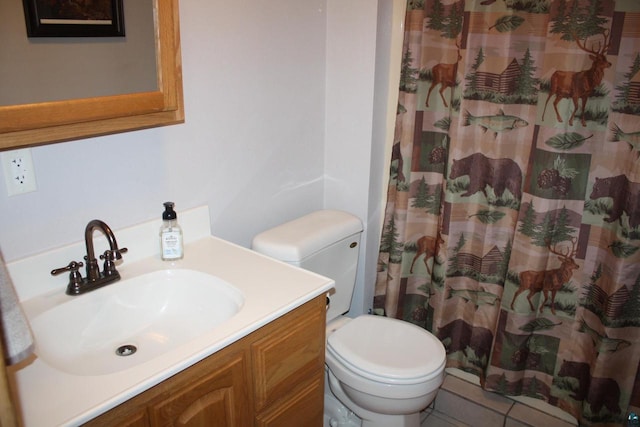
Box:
[325,0,378,315]
[324,0,405,315]
[0,0,402,317]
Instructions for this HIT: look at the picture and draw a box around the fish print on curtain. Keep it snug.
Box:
[374,0,640,425]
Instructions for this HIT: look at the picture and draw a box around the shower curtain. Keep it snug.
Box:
[374,1,640,425]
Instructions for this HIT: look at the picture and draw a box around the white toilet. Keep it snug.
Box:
[252,210,446,427]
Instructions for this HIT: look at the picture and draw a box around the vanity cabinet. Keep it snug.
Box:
[148,352,251,426]
[84,294,326,427]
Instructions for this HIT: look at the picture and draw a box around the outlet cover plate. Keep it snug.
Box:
[2,148,37,196]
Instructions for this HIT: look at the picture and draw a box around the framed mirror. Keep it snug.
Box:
[0,0,184,150]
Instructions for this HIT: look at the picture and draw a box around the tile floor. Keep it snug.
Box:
[421,375,578,427]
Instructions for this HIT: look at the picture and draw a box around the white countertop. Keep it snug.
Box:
[7,207,333,426]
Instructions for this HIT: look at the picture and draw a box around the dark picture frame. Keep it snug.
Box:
[23,0,125,37]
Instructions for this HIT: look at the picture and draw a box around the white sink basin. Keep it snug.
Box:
[30,269,244,376]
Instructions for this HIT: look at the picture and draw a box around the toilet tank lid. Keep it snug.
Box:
[252,210,363,262]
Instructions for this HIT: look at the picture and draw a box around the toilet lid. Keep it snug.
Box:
[327,315,445,384]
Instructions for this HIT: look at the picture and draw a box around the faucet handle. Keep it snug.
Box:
[51,261,84,277]
[100,250,119,276]
[115,247,128,258]
[100,247,127,275]
[51,261,84,294]
[109,247,128,260]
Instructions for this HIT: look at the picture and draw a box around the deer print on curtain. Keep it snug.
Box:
[374,1,640,425]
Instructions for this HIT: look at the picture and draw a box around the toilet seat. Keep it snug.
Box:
[326,315,446,386]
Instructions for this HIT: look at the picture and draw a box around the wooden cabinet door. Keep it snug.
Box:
[252,296,326,426]
[255,372,324,427]
[117,410,150,427]
[81,405,150,426]
[148,353,251,427]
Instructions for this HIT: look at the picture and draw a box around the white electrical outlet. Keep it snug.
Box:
[2,148,37,196]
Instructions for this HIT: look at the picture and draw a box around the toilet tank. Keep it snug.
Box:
[252,210,363,322]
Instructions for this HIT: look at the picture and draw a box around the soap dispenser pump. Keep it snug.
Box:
[160,201,183,261]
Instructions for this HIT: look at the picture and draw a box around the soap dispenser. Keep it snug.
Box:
[160,202,183,261]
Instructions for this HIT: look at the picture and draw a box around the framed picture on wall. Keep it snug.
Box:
[22,0,125,37]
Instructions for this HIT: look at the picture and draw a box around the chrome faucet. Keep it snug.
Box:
[51,220,128,295]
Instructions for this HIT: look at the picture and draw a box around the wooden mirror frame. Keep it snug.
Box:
[0,0,184,151]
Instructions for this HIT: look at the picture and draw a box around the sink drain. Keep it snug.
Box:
[115,344,137,357]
